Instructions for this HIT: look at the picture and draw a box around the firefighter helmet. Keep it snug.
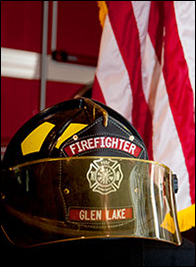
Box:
[1,98,181,247]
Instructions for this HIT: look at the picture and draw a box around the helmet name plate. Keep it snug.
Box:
[64,136,142,157]
[69,207,133,222]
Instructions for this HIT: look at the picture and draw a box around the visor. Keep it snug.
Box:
[1,157,181,247]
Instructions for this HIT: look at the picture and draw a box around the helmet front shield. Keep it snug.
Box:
[1,157,181,247]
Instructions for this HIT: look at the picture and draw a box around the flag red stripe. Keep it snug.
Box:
[163,2,195,203]
[149,2,195,203]
[107,1,153,160]
[148,1,164,63]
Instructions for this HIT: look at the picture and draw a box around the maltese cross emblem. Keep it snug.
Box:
[86,158,123,195]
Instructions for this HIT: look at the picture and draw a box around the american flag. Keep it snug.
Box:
[92,1,195,232]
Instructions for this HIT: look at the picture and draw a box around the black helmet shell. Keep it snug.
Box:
[3,98,148,168]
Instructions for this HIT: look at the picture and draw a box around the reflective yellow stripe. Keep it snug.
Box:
[21,122,55,155]
[55,123,88,149]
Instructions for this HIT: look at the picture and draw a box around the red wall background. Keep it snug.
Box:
[1,1,102,148]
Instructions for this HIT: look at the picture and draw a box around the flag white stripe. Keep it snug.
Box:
[174,1,195,102]
[96,15,133,123]
[132,1,192,210]
[131,1,153,105]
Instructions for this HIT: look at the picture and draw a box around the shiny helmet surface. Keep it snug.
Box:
[1,98,181,247]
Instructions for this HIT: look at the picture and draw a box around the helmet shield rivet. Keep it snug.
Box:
[73,135,78,141]
[129,135,134,141]
[63,188,70,195]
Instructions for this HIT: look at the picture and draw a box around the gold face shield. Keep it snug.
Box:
[1,157,181,247]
